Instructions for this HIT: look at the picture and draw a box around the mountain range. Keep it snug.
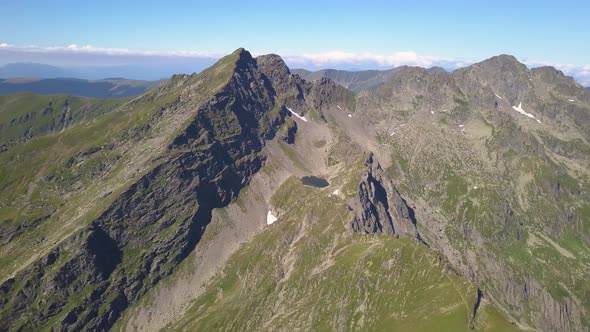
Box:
[0,77,160,98]
[292,66,446,93]
[0,61,216,81]
[0,48,588,332]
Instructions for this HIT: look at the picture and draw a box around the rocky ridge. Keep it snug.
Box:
[0,48,351,331]
[0,49,588,331]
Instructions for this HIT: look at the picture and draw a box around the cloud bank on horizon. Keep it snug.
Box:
[1,43,589,86]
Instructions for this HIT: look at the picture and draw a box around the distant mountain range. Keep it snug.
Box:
[292,66,446,93]
[0,61,216,81]
[0,77,161,98]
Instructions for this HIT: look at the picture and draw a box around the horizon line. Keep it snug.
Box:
[1,43,589,86]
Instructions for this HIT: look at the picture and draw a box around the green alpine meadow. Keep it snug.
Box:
[0,47,588,331]
[1,2,590,331]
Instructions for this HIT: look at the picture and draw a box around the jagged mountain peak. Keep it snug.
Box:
[230,47,253,59]
[255,53,288,66]
[2,48,589,332]
[456,54,530,82]
[254,53,293,84]
[531,65,579,87]
[203,47,255,77]
[475,54,528,71]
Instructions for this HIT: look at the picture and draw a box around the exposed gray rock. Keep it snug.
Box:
[0,48,289,331]
[281,119,298,144]
[350,153,419,239]
[0,48,354,331]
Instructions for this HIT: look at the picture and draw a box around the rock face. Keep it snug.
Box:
[1,49,589,332]
[354,53,590,332]
[477,259,587,332]
[292,67,402,93]
[350,153,418,239]
[0,48,320,331]
[0,94,123,147]
[0,47,358,332]
[281,119,297,144]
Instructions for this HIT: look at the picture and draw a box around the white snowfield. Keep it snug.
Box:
[286,107,308,122]
[494,93,503,100]
[512,103,541,124]
[266,210,278,225]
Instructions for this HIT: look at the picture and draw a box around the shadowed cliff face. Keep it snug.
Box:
[0,49,589,332]
[0,48,325,331]
[353,54,590,332]
[350,153,418,239]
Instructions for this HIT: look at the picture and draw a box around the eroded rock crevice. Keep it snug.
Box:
[350,153,423,241]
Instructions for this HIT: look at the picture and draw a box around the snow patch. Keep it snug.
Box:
[512,103,541,124]
[328,189,341,198]
[568,99,575,102]
[430,111,434,115]
[337,105,342,110]
[286,107,308,122]
[347,114,352,118]
[494,93,503,100]
[390,131,395,136]
[266,210,278,225]
[459,124,464,128]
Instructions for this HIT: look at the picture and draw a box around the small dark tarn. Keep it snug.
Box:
[301,176,329,188]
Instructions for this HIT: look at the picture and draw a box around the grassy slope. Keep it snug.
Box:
[375,101,590,326]
[0,93,125,145]
[0,78,159,99]
[171,168,519,331]
[0,51,241,282]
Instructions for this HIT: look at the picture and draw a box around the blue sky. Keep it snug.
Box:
[1,0,589,83]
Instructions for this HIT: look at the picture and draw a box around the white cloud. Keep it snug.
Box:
[0,42,221,58]
[283,50,470,69]
[1,42,589,86]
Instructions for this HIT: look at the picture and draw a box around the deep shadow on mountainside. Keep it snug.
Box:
[0,49,589,332]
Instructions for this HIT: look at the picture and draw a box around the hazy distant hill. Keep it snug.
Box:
[292,66,446,92]
[0,61,217,81]
[0,77,161,98]
[0,63,72,78]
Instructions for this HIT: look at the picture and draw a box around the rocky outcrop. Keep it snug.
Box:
[350,153,419,239]
[354,53,590,331]
[0,48,354,331]
[0,48,292,331]
[475,253,589,332]
[281,119,297,144]
[292,68,401,93]
[0,224,123,331]
[257,54,357,120]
